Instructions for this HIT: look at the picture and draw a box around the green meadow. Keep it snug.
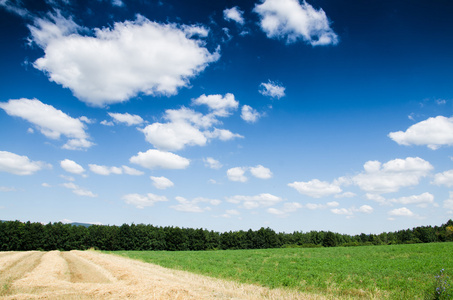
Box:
[111,242,453,299]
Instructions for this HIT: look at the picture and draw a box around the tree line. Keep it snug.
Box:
[0,219,452,251]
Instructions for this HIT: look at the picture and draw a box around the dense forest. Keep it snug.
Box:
[0,220,452,251]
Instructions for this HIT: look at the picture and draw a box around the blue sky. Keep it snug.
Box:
[1,0,452,235]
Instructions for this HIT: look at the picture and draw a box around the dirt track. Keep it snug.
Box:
[0,250,322,299]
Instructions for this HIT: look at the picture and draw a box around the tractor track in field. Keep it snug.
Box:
[0,250,324,299]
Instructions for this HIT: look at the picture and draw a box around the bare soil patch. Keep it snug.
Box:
[0,250,323,299]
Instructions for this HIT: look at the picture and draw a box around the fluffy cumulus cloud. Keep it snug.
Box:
[141,120,207,151]
[223,6,245,25]
[130,149,190,170]
[204,157,222,169]
[227,167,248,182]
[254,0,339,46]
[192,93,239,117]
[432,169,453,187]
[89,164,122,175]
[227,193,283,209]
[0,151,50,175]
[150,176,174,189]
[259,81,286,99]
[62,182,97,197]
[29,14,220,106]
[388,116,453,150]
[241,105,262,123]
[107,112,144,126]
[250,165,273,179]
[141,105,242,151]
[288,179,342,198]
[388,207,414,217]
[351,157,433,194]
[60,159,85,175]
[227,165,273,182]
[86,164,143,175]
[170,196,221,213]
[122,193,168,209]
[267,202,302,215]
[0,98,93,150]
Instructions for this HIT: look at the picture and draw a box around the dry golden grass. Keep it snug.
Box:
[0,251,325,299]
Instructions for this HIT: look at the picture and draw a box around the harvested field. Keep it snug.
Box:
[0,250,323,299]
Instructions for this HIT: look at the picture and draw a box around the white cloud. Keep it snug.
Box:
[42,183,51,188]
[170,196,220,213]
[62,182,97,197]
[141,121,207,151]
[330,208,353,216]
[334,192,356,198]
[112,0,124,7]
[250,165,273,179]
[351,157,433,194]
[444,192,453,214]
[267,202,302,215]
[0,98,93,150]
[89,164,122,175]
[79,116,94,124]
[108,112,144,126]
[241,105,262,123]
[130,149,190,170]
[388,207,414,217]
[60,159,85,175]
[432,169,453,187]
[204,157,222,169]
[60,174,75,182]
[0,151,50,175]
[30,14,220,106]
[150,176,174,189]
[0,186,16,192]
[389,192,435,207]
[122,193,168,209]
[164,107,217,128]
[305,201,339,210]
[0,0,30,17]
[288,179,341,198]
[331,205,374,216]
[223,6,245,25]
[205,128,244,141]
[254,0,338,46]
[389,116,453,150]
[140,106,242,151]
[358,205,374,214]
[122,165,144,176]
[101,120,114,126]
[367,192,436,208]
[259,80,286,99]
[181,24,210,38]
[227,193,283,209]
[227,167,248,182]
[366,193,389,205]
[192,93,239,117]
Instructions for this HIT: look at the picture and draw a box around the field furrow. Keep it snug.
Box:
[0,251,321,299]
[61,251,114,284]
[0,251,44,296]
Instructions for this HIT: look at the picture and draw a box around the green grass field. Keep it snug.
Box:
[110,242,453,299]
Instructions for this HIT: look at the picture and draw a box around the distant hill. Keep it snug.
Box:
[0,220,93,227]
[69,222,93,228]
